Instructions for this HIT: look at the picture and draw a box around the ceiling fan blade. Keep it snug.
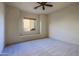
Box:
[37,2,47,4]
[42,6,45,10]
[45,4,53,7]
[34,5,41,9]
[37,2,42,4]
[43,2,47,4]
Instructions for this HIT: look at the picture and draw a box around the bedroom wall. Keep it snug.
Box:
[5,5,48,45]
[0,3,5,53]
[48,3,79,45]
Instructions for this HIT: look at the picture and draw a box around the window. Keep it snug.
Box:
[23,18,36,32]
[22,17,40,35]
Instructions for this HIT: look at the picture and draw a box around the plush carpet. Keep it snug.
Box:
[2,38,79,56]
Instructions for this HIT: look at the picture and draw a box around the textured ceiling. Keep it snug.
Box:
[6,2,75,14]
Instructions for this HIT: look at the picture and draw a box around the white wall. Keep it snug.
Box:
[48,3,79,45]
[0,3,5,53]
[5,6,48,45]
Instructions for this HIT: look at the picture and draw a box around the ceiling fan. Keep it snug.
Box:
[34,2,53,10]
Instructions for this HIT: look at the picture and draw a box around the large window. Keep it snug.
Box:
[22,17,40,35]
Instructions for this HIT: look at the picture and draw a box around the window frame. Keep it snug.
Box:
[23,17,36,32]
[19,16,40,36]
